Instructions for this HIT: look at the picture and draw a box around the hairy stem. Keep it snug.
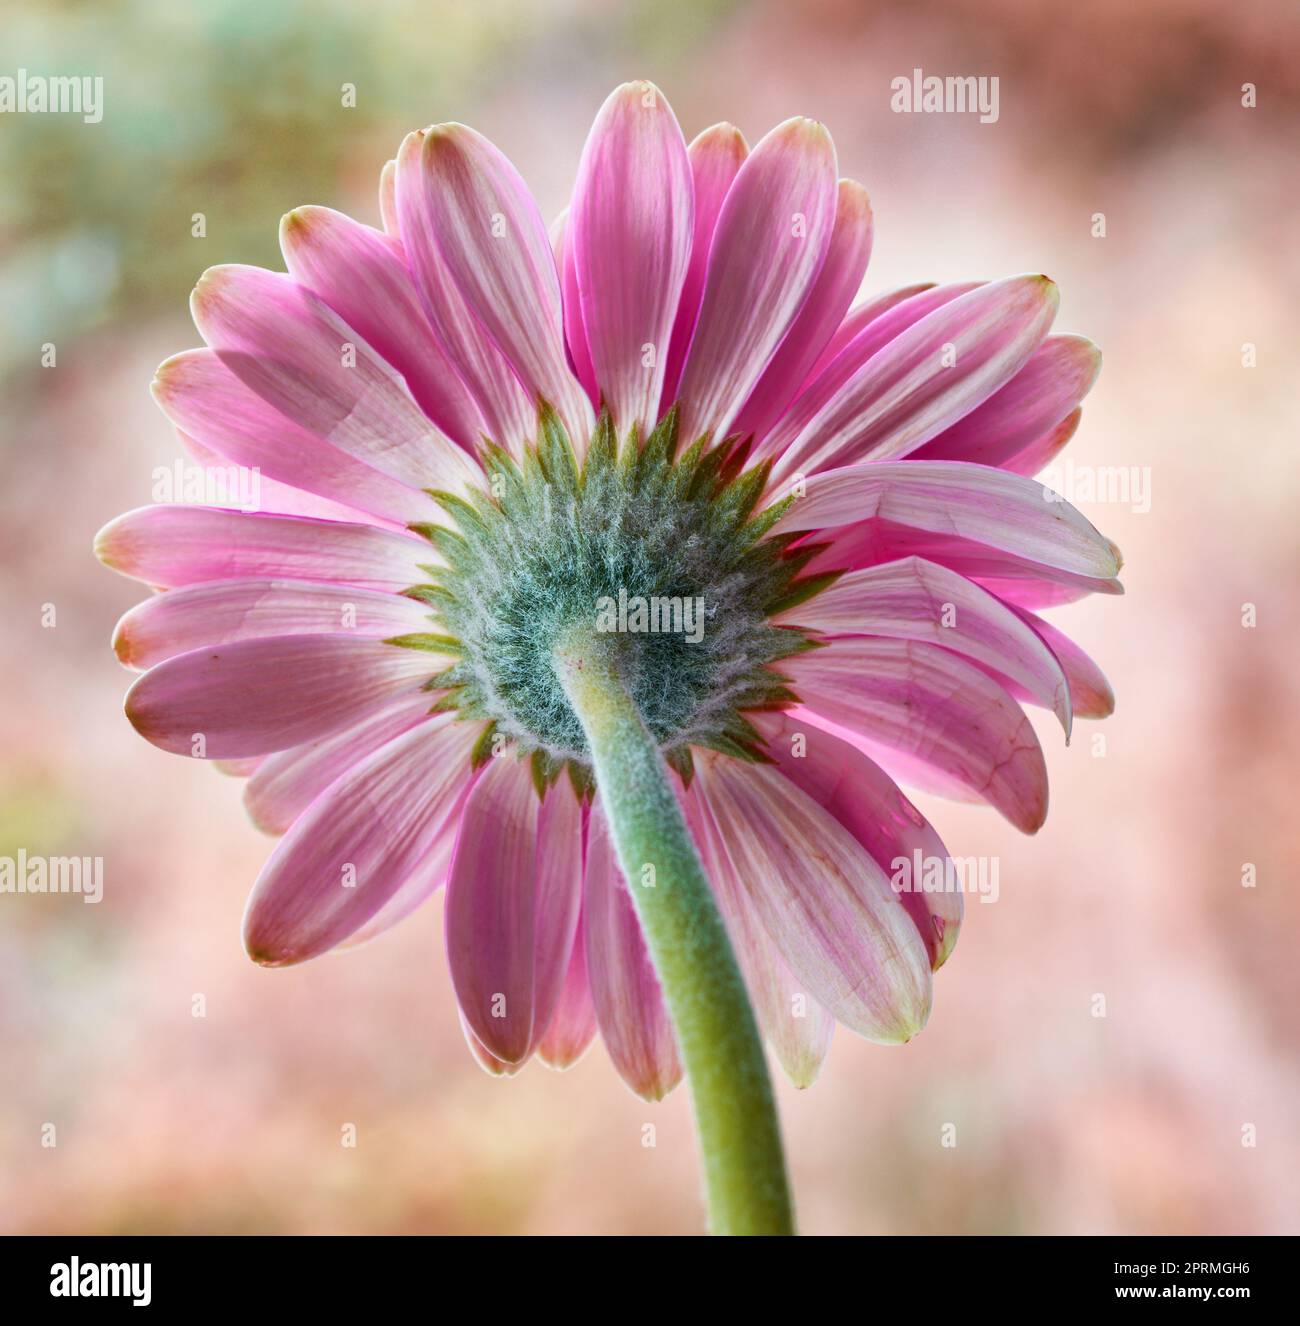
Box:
[554,627,794,1235]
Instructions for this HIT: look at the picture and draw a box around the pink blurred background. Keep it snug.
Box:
[2,0,1297,1234]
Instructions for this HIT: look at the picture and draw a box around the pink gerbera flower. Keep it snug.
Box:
[96,82,1118,1232]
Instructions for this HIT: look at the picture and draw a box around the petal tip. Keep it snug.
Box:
[278,207,314,244]
[1078,681,1116,720]
[110,617,136,667]
[1036,273,1061,308]
[395,128,426,164]
[149,351,190,404]
[243,937,299,969]
[838,176,872,213]
[781,115,832,145]
[537,1044,589,1073]
[421,122,471,161]
[242,792,288,838]
[188,266,231,325]
[691,121,748,155]
[92,516,125,571]
[611,77,661,101]
[1021,803,1048,835]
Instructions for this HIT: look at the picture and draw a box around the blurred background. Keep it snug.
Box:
[2,0,1297,1235]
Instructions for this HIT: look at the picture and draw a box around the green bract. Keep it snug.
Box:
[393,406,835,792]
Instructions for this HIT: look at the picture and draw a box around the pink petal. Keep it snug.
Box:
[732,178,874,443]
[551,208,599,405]
[772,459,1123,581]
[378,159,398,234]
[416,124,593,446]
[445,763,584,1065]
[461,1011,524,1078]
[674,118,838,444]
[124,634,443,759]
[786,638,1049,832]
[175,430,390,528]
[681,783,834,1086]
[583,803,682,1100]
[339,829,457,952]
[692,754,933,1043]
[242,714,475,965]
[95,505,436,591]
[752,711,962,970]
[968,573,1121,609]
[1007,607,1115,719]
[801,517,1123,604]
[661,122,748,406]
[394,130,535,450]
[777,555,1072,735]
[154,351,433,526]
[570,81,693,434]
[530,778,587,1049]
[1002,407,1083,477]
[537,913,599,1071]
[190,265,479,496]
[444,758,540,1065]
[754,282,982,464]
[280,206,487,449]
[112,578,431,671]
[914,335,1101,467]
[771,275,1059,481]
[244,693,437,835]
[804,282,937,383]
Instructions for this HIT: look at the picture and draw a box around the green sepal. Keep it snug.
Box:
[565,759,595,803]
[699,731,776,764]
[421,663,463,691]
[583,410,618,481]
[384,632,463,654]
[408,522,469,565]
[470,722,502,769]
[427,489,495,540]
[536,402,580,493]
[765,629,828,661]
[402,584,457,611]
[741,492,795,544]
[529,748,564,798]
[664,744,696,787]
[637,405,680,474]
[683,439,731,503]
[765,570,845,617]
[715,458,771,530]
[667,435,707,500]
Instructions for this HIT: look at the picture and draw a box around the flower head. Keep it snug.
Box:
[97,82,1118,1098]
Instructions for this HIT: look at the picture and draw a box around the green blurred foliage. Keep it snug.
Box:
[0,0,734,382]
[0,0,521,370]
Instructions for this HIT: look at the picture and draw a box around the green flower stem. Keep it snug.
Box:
[554,627,794,1236]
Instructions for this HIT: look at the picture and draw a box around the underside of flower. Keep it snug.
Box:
[404,406,829,787]
[95,76,1122,1177]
